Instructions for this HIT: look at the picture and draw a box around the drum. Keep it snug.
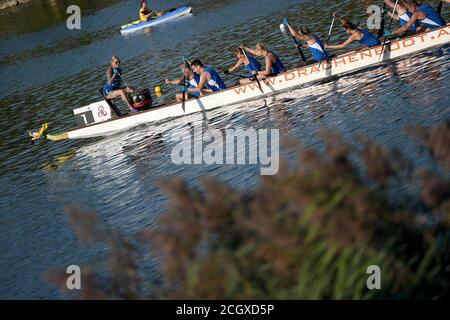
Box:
[129,89,153,110]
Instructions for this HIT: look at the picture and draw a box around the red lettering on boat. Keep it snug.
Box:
[284,72,296,82]
[402,38,415,47]
[437,28,450,38]
[348,53,358,63]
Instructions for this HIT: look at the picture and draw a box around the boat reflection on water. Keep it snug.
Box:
[42,150,77,172]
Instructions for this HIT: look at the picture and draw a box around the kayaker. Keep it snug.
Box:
[386,0,446,37]
[223,48,262,84]
[189,60,227,94]
[325,20,380,50]
[102,56,136,112]
[240,43,286,80]
[384,0,421,33]
[165,61,202,102]
[139,0,153,22]
[283,20,329,63]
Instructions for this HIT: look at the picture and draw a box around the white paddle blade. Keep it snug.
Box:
[279,24,286,33]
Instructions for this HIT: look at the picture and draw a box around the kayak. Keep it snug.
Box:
[120,6,192,35]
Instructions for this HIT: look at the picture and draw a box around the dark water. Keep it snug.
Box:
[0,0,449,299]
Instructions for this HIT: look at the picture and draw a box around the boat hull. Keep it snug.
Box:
[59,25,450,140]
[120,6,192,34]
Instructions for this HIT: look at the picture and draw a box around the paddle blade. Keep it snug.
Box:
[279,24,286,33]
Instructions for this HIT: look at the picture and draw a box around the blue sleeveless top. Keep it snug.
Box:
[308,35,329,62]
[185,73,201,97]
[204,66,227,92]
[269,51,285,76]
[243,55,261,75]
[399,12,420,32]
[359,29,380,47]
[103,67,122,95]
[418,4,446,29]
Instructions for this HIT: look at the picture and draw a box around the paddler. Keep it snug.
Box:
[325,20,380,50]
[102,56,136,112]
[139,0,153,22]
[386,0,446,37]
[165,61,202,102]
[384,0,421,34]
[189,60,227,94]
[223,48,262,85]
[283,19,330,63]
[240,43,286,80]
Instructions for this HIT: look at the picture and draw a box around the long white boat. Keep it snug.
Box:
[45,24,450,141]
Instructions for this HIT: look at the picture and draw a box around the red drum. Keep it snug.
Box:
[129,89,153,110]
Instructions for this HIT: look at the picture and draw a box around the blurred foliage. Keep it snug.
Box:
[46,121,450,299]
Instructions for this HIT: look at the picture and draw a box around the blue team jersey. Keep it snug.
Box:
[204,66,227,92]
[308,35,329,62]
[399,12,420,32]
[359,29,380,47]
[418,3,446,29]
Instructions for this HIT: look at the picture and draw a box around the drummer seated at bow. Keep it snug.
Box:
[383,0,421,34]
[223,48,262,85]
[165,61,203,102]
[283,19,330,65]
[240,43,286,81]
[139,0,153,22]
[188,60,227,95]
[325,20,380,51]
[385,0,446,37]
[102,56,136,112]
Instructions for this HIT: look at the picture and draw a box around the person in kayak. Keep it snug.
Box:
[384,0,421,33]
[139,0,153,22]
[240,43,286,80]
[325,20,380,50]
[102,56,135,112]
[223,48,262,84]
[283,20,329,63]
[387,0,446,37]
[189,60,227,94]
[165,61,202,102]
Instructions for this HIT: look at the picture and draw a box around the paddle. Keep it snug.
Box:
[437,0,443,14]
[149,7,177,20]
[240,48,264,93]
[180,57,189,112]
[280,20,307,63]
[318,13,336,69]
[378,2,387,39]
[378,0,399,60]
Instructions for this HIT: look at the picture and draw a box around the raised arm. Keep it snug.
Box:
[241,46,259,56]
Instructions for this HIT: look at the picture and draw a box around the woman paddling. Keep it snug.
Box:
[223,48,261,85]
[325,20,380,50]
[240,43,286,80]
[283,20,329,64]
[384,0,421,34]
[387,0,446,37]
